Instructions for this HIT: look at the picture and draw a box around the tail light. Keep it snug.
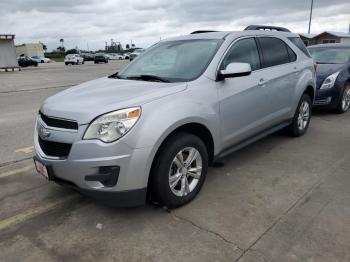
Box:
[313,63,317,78]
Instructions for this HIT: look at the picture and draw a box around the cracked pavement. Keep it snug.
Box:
[1,62,350,261]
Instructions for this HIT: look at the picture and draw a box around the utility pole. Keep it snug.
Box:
[308,0,314,34]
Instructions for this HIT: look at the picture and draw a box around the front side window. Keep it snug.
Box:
[258,37,290,68]
[221,38,261,71]
[118,39,222,82]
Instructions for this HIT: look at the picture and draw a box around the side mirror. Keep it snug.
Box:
[217,62,252,80]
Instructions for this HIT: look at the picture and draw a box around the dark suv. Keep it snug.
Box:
[94,55,108,64]
[17,56,38,67]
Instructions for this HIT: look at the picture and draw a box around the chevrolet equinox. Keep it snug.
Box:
[34,25,316,208]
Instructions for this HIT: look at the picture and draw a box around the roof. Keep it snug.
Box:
[314,31,350,38]
[307,43,350,49]
[164,30,298,42]
[0,34,15,40]
[299,33,316,39]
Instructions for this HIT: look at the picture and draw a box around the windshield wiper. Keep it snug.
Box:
[108,72,124,79]
[316,62,340,64]
[126,75,171,83]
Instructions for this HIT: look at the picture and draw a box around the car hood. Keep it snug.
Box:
[40,77,187,124]
[316,63,346,89]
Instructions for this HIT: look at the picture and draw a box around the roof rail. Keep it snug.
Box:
[244,25,291,32]
[190,30,218,34]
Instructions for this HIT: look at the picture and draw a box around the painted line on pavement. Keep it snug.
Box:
[0,165,34,179]
[15,146,34,154]
[0,195,79,231]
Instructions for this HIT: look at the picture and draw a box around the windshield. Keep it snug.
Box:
[308,47,350,64]
[118,39,222,82]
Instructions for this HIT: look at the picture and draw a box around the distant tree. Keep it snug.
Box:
[65,48,78,55]
[60,38,64,46]
[126,44,130,49]
[57,46,65,53]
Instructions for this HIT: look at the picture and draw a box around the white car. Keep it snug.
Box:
[108,54,124,60]
[64,54,84,65]
[31,56,52,63]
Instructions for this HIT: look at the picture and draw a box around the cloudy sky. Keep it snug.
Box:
[0,0,349,51]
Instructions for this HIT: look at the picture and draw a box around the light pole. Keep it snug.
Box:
[308,0,314,34]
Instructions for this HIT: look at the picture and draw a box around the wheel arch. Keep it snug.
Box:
[304,85,315,102]
[147,122,215,191]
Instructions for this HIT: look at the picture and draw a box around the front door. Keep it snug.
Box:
[217,37,272,148]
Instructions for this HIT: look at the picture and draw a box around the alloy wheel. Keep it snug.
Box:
[168,147,202,197]
[297,100,310,131]
[341,86,350,112]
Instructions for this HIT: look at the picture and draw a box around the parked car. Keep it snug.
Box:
[31,56,51,63]
[81,54,94,61]
[94,55,108,64]
[123,53,130,60]
[108,53,124,60]
[34,25,315,208]
[129,49,145,61]
[17,56,38,67]
[64,54,84,65]
[308,44,350,113]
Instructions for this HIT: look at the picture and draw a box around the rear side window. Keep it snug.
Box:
[221,38,261,71]
[286,44,297,62]
[258,37,290,68]
[288,37,311,58]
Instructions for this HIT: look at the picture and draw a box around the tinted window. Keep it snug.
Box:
[288,37,311,58]
[286,44,297,62]
[258,37,290,68]
[221,38,260,71]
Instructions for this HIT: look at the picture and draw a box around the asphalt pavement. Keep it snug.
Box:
[0,61,349,261]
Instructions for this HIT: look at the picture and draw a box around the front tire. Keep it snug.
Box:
[150,133,208,208]
[287,94,312,137]
[336,83,350,114]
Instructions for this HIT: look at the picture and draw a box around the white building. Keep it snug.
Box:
[0,34,19,71]
[16,43,45,57]
[299,31,350,46]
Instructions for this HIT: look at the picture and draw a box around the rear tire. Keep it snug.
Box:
[287,94,312,137]
[150,133,208,208]
[336,83,350,114]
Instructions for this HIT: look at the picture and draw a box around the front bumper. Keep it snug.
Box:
[313,85,342,109]
[33,156,146,207]
[34,115,151,207]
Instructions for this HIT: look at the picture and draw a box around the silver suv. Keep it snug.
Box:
[34,25,316,208]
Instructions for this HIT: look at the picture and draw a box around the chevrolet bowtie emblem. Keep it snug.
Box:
[38,126,51,139]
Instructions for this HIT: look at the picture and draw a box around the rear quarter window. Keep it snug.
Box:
[288,37,311,58]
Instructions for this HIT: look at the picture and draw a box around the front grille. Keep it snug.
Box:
[38,136,72,158]
[39,112,78,130]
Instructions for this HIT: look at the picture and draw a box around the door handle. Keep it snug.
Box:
[258,78,266,87]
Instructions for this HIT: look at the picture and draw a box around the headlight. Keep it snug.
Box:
[320,72,340,90]
[84,107,141,142]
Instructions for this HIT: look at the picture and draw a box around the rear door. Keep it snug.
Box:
[256,37,298,124]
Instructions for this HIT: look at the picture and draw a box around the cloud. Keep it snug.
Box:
[0,0,349,51]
